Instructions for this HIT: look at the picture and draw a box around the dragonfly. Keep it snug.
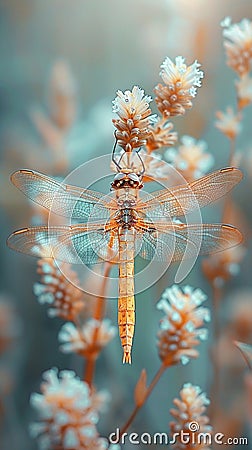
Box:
[7,153,242,363]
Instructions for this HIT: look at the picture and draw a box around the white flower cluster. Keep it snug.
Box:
[58,319,117,356]
[222,17,252,51]
[165,135,214,180]
[221,17,252,75]
[33,257,84,321]
[160,56,204,98]
[170,383,212,443]
[157,285,210,366]
[30,368,112,450]
[112,86,152,119]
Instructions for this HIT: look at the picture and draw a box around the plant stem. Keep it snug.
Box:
[222,137,237,223]
[84,356,96,387]
[118,363,166,439]
[228,137,236,167]
[93,262,112,321]
[209,284,222,434]
[84,262,112,386]
[211,284,222,400]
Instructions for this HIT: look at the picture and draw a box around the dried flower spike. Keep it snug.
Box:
[112,86,153,152]
[48,59,77,130]
[165,135,214,181]
[221,17,252,76]
[202,245,246,288]
[215,106,242,140]
[58,319,116,359]
[30,368,109,450]
[170,383,212,449]
[236,74,252,109]
[157,285,210,367]
[154,56,204,118]
[33,256,85,321]
[146,118,177,152]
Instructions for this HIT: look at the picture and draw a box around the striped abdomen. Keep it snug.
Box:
[118,228,135,364]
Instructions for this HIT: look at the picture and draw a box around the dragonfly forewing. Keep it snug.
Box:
[137,167,242,219]
[11,169,118,220]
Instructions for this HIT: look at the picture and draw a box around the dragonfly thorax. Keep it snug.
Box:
[111,172,143,190]
[114,208,139,229]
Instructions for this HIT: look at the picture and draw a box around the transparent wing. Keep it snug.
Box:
[11,169,117,220]
[7,223,120,265]
[137,168,242,218]
[138,222,243,262]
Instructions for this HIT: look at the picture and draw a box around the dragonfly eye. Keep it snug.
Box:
[114,172,126,181]
[111,172,127,189]
[128,173,140,182]
[127,173,141,187]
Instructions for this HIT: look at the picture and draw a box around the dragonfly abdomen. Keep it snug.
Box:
[118,228,135,364]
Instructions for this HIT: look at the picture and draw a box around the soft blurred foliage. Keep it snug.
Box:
[1,1,252,449]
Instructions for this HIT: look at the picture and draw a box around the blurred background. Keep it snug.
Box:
[1,0,252,449]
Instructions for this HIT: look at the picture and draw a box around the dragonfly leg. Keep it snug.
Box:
[112,133,121,171]
[135,147,145,176]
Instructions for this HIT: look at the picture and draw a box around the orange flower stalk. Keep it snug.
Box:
[170,384,212,450]
[154,56,204,118]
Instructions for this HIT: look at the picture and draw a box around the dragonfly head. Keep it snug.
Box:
[111,171,143,190]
